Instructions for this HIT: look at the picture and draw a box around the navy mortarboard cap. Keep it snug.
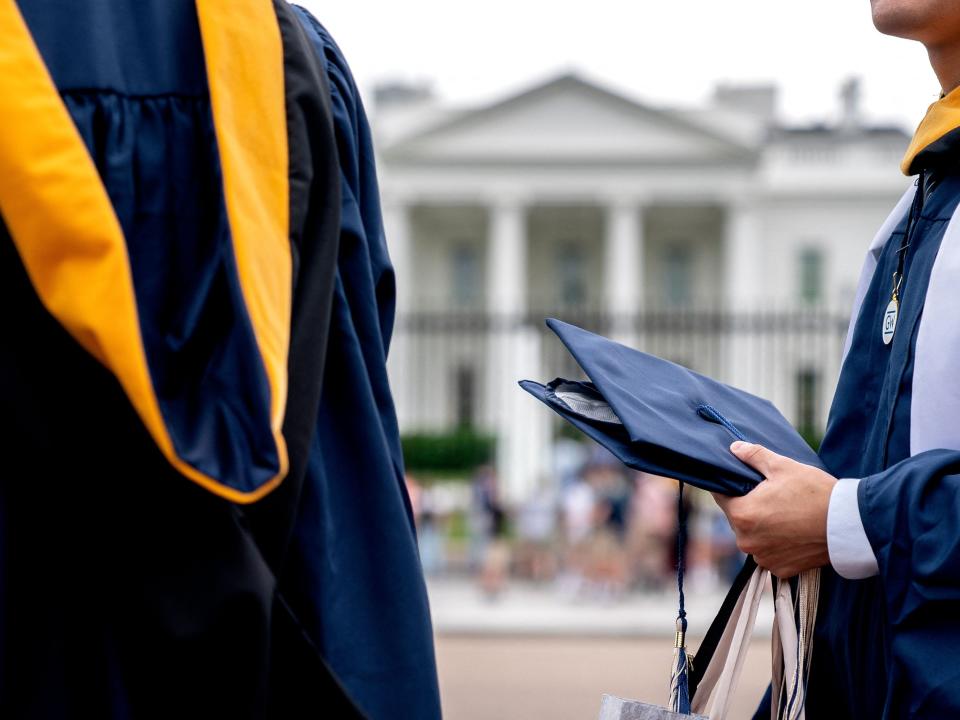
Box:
[520,318,825,497]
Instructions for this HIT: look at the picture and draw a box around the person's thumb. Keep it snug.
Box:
[730,441,780,478]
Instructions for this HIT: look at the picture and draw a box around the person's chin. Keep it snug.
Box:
[870,0,933,40]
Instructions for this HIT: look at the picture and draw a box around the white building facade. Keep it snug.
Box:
[375,74,910,503]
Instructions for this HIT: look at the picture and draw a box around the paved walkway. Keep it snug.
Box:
[428,577,774,638]
[435,635,771,720]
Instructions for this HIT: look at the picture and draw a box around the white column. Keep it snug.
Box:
[486,200,527,318]
[382,199,414,431]
[603,199,644,347]
[723,200,762,394]
[496,326,550,506]
[723,200,762,311]
[482,199,547,505]
[484,199,527,431]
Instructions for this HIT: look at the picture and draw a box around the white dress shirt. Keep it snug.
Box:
[826,478,879,579]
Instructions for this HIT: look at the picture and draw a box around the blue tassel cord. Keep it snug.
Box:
[668,481,692,714]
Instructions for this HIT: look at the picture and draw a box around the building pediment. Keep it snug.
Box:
[381,74,758,166]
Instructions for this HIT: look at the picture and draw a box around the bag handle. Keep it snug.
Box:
[688,556,759,696]
[690,563,769,719]
[689,564,821,720]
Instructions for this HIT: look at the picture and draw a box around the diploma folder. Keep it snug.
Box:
[520,318,826,497]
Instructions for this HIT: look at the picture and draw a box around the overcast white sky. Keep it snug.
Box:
[297,0,939,130]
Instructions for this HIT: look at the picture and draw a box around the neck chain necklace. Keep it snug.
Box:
[882,169,927,345]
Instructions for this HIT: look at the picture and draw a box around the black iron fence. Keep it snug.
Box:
[394,307,851,446]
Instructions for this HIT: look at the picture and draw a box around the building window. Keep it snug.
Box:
[454,365,476,428]
[557,242,586,308]
[451,243,481,308]
[664,243,692,307]
[798,247,824,304]
[795,368,820,440]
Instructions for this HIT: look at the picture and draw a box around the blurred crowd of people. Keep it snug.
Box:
[405,438,744,601]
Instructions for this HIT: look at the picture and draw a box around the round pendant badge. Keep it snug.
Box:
[881,298,898,345]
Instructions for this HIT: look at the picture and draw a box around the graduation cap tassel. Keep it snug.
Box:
[669,619,692,714]
[668,481,692,714]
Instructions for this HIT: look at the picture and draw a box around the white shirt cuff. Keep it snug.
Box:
[826,478,879,580]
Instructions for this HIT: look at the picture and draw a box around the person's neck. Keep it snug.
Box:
[928,41,960,96]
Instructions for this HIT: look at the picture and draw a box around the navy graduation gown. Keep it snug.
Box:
[798,171,960,717]
[0,1,437,718]
[274,9,442,719]
[523,171,960,715]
